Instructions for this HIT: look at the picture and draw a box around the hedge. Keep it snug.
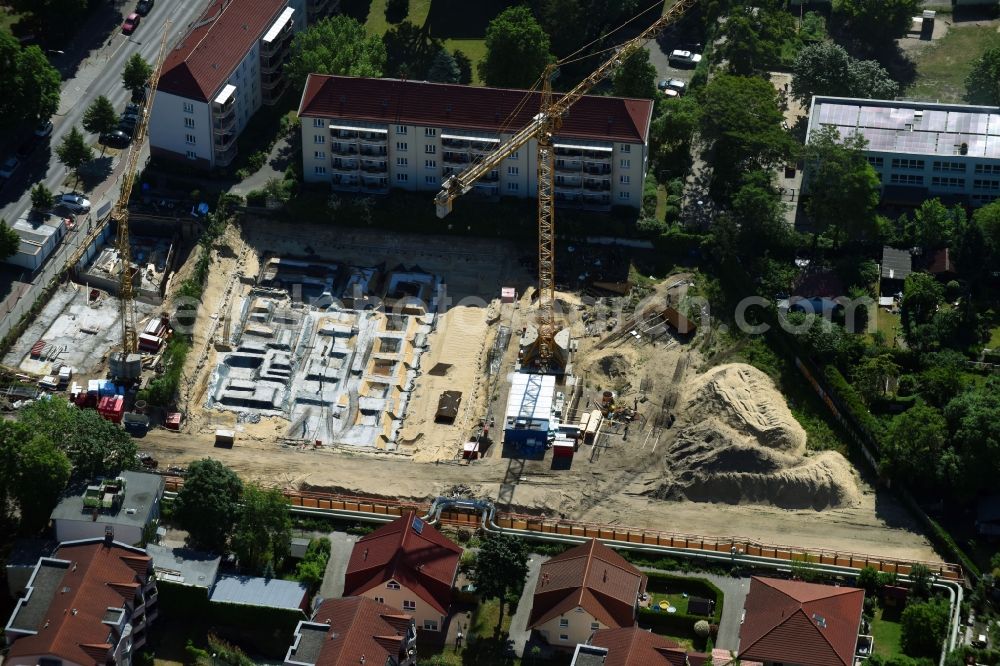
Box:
[638,607,709,637]
[823,364,884,448]
[644,571,724,624]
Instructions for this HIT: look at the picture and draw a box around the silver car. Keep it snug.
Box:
[55,192,91,213]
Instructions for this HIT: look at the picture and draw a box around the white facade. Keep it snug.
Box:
[358,578,446,632]
[148,91,214,169]
[5,215,66,271]
[535,607,607,648]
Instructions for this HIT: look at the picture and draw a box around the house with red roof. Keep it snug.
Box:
[3,535,157,666]
[737,576,865,666]
[283,597,416,666]
[149,0,337,170]
[296,75,653,211]
[343,510,462,633]
[528,539,647,648]
[571,626,699,665]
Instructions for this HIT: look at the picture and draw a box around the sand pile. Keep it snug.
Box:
[652,364,859,510]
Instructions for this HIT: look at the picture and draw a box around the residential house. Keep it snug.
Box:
[571,626,693,665]
[297,75,653,211]
[737,576,865,666]
[528,539,647,648]
[284,597,417,666]
[3,536,158,666]
[343,510,462,633]
[881,246,913,292]
[210,574,310,613]
[806,96,1000,207]
[146,544,221,590]
[50,471,165,546]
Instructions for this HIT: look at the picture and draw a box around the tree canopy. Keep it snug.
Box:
[426,49,460,84]
[469,533,529,632]
[478,6,552,88]
[173,458,244,553]
[649,95,700,181]
[791,42,899,106]
[0,32,62,129]
[0,420,72,531]
[900,597,949,658]
[231,483,291,574]
[55,127,93,188]
[612,49,657,100]
[901,272,944,342]
[966,47,1000,106]
[944,377,1000,498]
[83,96,118,137]
[30,183,53,211]
[715,0,796,76]
[834,0,922,51]
[5,0,87,41]
[383,21,443,79]
[0,220,18,261]
[882,401,948,490]
[286,16,386,93]
[122,54,153,99]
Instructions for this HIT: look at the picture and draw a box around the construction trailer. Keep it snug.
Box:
[503,373,557,453]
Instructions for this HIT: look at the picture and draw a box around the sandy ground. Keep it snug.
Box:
[138,226,940,564]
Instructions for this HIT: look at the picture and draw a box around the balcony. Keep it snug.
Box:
[215,143,238,167]
[583,153,612,165]
[583,180,610,191]
[360,145,387,157]
[472,183,499,198]
[470,140,498,154]
[214,131,236,149]
[332,143,359,156]
[360,160,387,173]
[262,77,288,106]
[555,160,583,173]
[583,164,611,176]
[443,152,470,165]
[359,131,387,144]
[442,138,470,150]
[555,179,582,193]
[212,84,236,118]
[332,175,360,192]
[332,160,359,173]
[555,192,583,205]
[581,194,611,210]
[361,179,389,194]
[333,130,359,141]
[212,112,236,132]
[261,8,294,59]
[481,171,499,183]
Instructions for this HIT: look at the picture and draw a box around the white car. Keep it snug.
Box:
[55,193,91,213]
[0,156,19,179]
[668,49,702,66]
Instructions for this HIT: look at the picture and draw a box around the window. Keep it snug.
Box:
[620,143,630,153]
[620,175,630,185]
[402,600,416,611]
[185,134,196,145]
[396,157,408,166]
[425,145,436,154]
[975,164,1000,175]
[374,596,384,604]
[591,622,600,631]
[890,173,923,185]
[425,128,437,137]
[186,150,197,160]
[933,160,964,172]
[313,118,324,128]
[507,182,519,192]
[931,176,964,188]
[183,102,194,113]
[891,158,924,170]
[620,159,631,169]
[396,141,408,151]
[425,159,437,169]
[559,619,569,628]
[508,166,519,176]
[425,175,437,185]
[974,179,1000,191]
[314,166,327,175]
[314,134,326,144]
[559,635,569,641]
[973,193,999,203]
[396,125,408,135]
[387,581,400,590]
[867,156,884,169]
[423,620,439,631]
[314,151,326,160]
[510,151,519,160]
[619,191,630,199]
[184,117,195,129]
[396,173,409,182]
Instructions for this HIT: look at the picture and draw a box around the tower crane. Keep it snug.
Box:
[435,0,697,373]
[110,21,173,382]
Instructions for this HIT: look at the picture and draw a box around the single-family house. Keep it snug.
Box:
[571,626,692,665]
[284,597,417,666]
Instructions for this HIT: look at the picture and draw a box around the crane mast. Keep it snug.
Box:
[111,21,172,380]
[434,0,698,371]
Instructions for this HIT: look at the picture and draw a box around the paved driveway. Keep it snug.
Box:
[507,553,550,657]
[318,531,358,602]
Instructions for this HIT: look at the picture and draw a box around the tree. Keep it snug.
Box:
[0,220,18,261]
[18,398,136,478]
[857,565,879,596]
[834,0,922,51]
[716,0,796,76]
[974,199,1000,274]
[919,351,966,407]
[901,273,943,335]
[853,354,900,403]
[731,169,793,256]
[121,54,152,99]
[882,401,948,490]
[452,49,473,85]
[173,459,243,553]
[900,597,949,657]
[383,21,443,79]
[83,95,118,139]
[612,49,657,99]
[426,49,460,84]
[649,95,700,180]
[803,125,881,246]
[294,537,331,591]
[792,43,901,106]
[286,16,386,92]
[469,533,528,634]
[944,377,1000,497]
[478,6,552,88]
[5,0,87,41]
[0,33,61,129]
[30,183,53,211]
[534,0,640,59]
[231,483,291,574]
[903,199,959,250]
[966,47,1000,106]
[908,563,934,600]
[14,434,71,531]
[55,126,93,189]
[384,0,408,24]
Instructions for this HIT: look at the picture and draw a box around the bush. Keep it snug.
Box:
[246,151,268,173]
[294,537,331,592]
[694,619,710,637]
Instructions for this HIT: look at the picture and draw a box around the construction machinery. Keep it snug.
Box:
[434,0,697,374]
[109,22,173,382]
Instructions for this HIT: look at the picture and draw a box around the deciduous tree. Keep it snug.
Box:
[649,95,700,180]
[122,54,153,99]
[900,598,949,657]
[0,219,18,261]
[478,6,552,88]
[83,96,118,139]
[944,377,1000,498]
[55,127,93,189]
[966,47,1000,106]
[834,0,921,51]
[901,272,944,334]
[469,533,528,634]
[231,483,291,574]
[853,354,900,403]
[716,0,796,76]
[173,459,243,553]
[5,0,87,41]
[14,434,71,531]
[882,401,948,490]
[383,21,442,79]
[612,49,657,99]
[30,183,53,211]
[0,33,61,128]
[792,43,901,106]
[286,16,386,93]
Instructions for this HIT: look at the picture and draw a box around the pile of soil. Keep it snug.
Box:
[598,352,631,378]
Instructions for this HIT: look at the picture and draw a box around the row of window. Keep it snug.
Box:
[558,618,601,630]
[892,158,925,170]
[974,179,1000,191]
[867,157,1000,176]
[890,173,922,185]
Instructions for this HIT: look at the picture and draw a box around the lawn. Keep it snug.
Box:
[0,6,23,37]
[873,307,901,346]
[871,607,904,657]
[648,591,691,614]
[989,325,1000,349]
[906,24,1000,103]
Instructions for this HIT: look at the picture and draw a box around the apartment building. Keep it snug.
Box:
[3,536,158,666]
[806,96,1000,207]
[284,597,416,666]
[151,0,339,170]
[297,75,654,211]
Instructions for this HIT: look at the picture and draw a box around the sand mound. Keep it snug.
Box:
[651,364,859,510]
[598,353,631,378]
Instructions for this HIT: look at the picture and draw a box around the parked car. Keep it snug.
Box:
[55,193,91,213]
[16,137,36,158]
[119,116,138,132]
[664,78,687,94]
[972,634,988,648]
[0,156,19,179]
[136,0,154,14]
[668,49,702,67]
[122,12,140,34]
[101,129,132,147]
[34,120,53,137]
[125,102,141,115]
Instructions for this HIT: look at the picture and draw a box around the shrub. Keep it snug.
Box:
[694,619,710,637]
[246,151,268,173]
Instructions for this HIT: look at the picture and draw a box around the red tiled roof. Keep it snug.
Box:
[298,75,654,144]
[927,248,957,275]
[528,539,646,630]
[159,0,287,102]
[343,511,462,615]
[590,626,687,666]
[310,597,412,666]
[7,541,152,666]
[738,576,864,666]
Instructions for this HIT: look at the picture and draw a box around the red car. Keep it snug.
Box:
[122,12,140,34]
